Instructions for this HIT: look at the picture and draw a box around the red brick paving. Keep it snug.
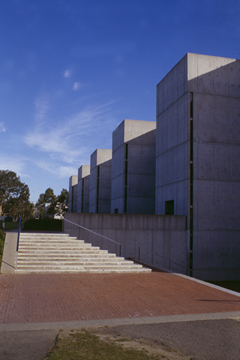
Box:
[0,272,239,324]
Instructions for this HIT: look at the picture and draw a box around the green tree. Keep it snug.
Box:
[55,188,69,217]
[0,170,33,220]
[36,188,68,218]
[36,188,56,219]
[43,188,56,203]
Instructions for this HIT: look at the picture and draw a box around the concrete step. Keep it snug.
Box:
[19,239,84,243]
[20,233,74,237]
[19,247,108,255]
[16,232,151,274]
[16,264,147,270]
[17,260,134,266]
[15,268,151,273]
[18,245,96,251]
[17,253,118,259]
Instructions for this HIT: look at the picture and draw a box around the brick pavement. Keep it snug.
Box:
[0,272,239,324]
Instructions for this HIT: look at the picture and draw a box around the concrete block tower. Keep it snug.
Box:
[156,53,240,280]
[68,175,78,213]
[77,165,90,213]
[89,149,112,213]
[111,119,156,214]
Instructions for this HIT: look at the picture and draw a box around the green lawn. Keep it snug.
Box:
[4,222,20,231]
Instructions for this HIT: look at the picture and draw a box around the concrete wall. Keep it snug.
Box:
[77,165,90,213]
[63,212,188,274]
[1,232,17,274]
[89,149,112,213]
[156,53,240,280]
[68,175,78,213]
[156,54,189,217]
[111,119,156,214]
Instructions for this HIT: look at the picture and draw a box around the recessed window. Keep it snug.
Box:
[165,200,174,215]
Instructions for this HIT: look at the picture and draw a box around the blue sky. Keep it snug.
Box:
[0,0,239,204]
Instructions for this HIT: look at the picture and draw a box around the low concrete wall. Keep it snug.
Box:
[63,212,188,274]
[1,232,17,274]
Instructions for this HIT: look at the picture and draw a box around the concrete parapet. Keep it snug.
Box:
[63,212,188,274]
[1,232,17,273]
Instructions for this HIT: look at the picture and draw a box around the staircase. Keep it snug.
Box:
[15,233,151,273]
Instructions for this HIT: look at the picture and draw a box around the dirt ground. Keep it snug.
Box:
[1,318,240,360]
[83,318,240,360]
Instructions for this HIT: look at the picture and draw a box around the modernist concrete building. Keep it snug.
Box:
[156,53,240,280]
[111,119,156,214]
[68,175,78,213]
[89,149,112,213]
[77,165,90,213]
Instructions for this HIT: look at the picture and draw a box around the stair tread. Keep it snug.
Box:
[15,233,151,274]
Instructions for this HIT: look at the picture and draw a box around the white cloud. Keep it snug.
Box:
[64,69,71,78]
[0,122,6,133]
[34,96,49,125]
[73,82,81,91]
[24,102,117,168]
[0,156,27,178]
[35,161,77,178]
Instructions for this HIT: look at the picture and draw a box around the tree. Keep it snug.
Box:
[36,188,56,219]
[55,188,69,217]
[36,188,68,218]
[0,170,33,220]
[43,188,56,204]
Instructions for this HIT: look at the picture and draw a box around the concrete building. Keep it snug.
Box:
[89,149,112,213]
[156,53,240,280]
[68,175,78,213]
[77,165,90,213]
[111,119,156,214]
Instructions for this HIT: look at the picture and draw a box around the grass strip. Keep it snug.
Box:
[45,329,163,360]
[4,222,20,231]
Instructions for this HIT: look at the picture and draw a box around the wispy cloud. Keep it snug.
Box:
[36,160,78,178]
[64,69,71,78]
[0,122,6,133]
[73,82,82,91]
[24,100,117,169]
[34,96,49,125]
[0,156,28,178]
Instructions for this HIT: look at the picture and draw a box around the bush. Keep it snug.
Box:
[23,218,62,231]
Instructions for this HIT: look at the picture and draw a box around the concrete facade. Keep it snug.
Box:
[156,53,240,280]
[68,175,78,213]
[111,119,156,214]
[64,212,188,274]
[89,149,112,213]
[77,165,90,213]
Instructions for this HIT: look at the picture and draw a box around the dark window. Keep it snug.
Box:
[114,208,118,214]
[165,200,174,215]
